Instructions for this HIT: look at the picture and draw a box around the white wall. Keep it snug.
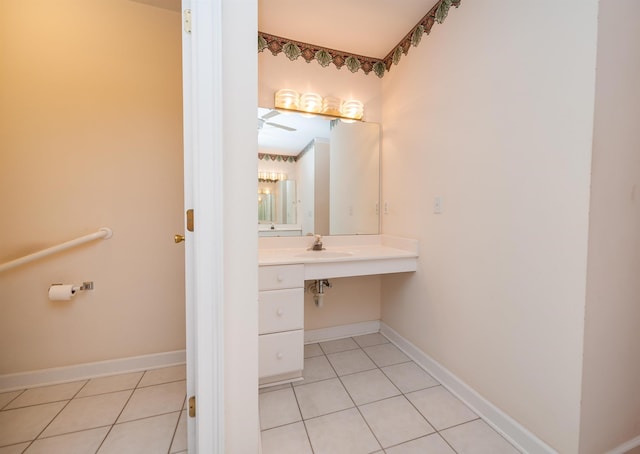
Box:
[313,140,331,235]
[330,122,380,235]
[297,148,316,233]
[579,1,640,452]
[222,0,259,451]
[0,0,184,374]
[380,2,598,452]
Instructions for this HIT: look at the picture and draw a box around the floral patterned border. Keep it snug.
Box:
[258,0,461,78]
[258,153,297,163]
[258,33,387,78]
[383,0,461,71]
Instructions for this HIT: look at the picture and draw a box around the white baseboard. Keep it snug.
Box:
[304,320,380,344]
[0,350,186,392]
[380,322,557,454]
[606,435,640,454]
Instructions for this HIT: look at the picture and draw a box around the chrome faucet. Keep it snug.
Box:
[311,234,324,251]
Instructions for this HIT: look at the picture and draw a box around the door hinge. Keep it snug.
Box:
[186,209,194,232]
[183,9,192,33]
[188,395,196,417]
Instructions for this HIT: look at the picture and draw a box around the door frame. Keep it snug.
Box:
[182,0,225,452]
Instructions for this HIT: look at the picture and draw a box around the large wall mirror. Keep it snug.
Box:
[258,107,380,236]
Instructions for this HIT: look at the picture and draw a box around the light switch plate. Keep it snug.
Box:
[433,197,443,214]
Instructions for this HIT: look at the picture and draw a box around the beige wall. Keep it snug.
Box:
[304,276,381,331]
[579,0,640,452]
[380,2,597,453]
[0,1,184,374]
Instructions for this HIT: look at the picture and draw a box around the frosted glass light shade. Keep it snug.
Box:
[275,89,300,110]
[299,93,323,113]
[341,100,364,120]
[322,96,342,116]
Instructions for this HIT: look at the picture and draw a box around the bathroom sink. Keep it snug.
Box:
[294,250,353,259]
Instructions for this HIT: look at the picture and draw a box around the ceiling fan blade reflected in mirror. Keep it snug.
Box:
[265,121,296,131]
[261,110,281,120]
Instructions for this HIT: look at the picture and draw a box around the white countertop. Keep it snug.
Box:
[258,235,419,279]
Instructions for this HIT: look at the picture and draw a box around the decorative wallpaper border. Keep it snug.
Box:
[383,0,461,71]
[258,0,461,78]
[258,153,297,163]
[258,33,386,78]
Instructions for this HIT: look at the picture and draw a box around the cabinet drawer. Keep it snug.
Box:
[259,330,304,379]
[259,288,303,334]
[259,265,304,290]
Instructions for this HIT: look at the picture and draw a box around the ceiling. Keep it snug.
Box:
[258,0,439,59]
[258,108,330,156]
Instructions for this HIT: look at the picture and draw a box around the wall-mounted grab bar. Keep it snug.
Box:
[0,227,113,273]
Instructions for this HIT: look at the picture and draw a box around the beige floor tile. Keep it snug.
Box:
[305,408,381,454]
[0,442,30,454]
[406,386,477,430]
[293,378,353,420]
[261,422,312,454]
[440,419,521,454]
[326,349,376,376]
[353,333,389,348]
[117,380,185,423]
[293,356,336,386]
[40,390,131,438]
[97,412,180,454]
[169,410,187,453]
[304,343,324,358]
[0,391,23,411]
[0,402,66,446]
[138,365,186,388]
[259,388,301,430]
[76,372,143,398]
[386,433,456,454]
[340,368,400,405]
[364,343,410,367]
[5,382,86,410]
[319,338,359,354]
[359,396,434,448]
[382,362,439,393]
[25,427,109,454]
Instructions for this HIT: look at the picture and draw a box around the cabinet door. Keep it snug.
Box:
[259,288,304,334]
[258,330,304,379]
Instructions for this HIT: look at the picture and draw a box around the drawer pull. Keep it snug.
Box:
[276,352,283,360]
[276,274,284,282]
[276,308,284,316]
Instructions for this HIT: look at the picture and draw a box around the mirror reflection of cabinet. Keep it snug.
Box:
[257,107,380,236]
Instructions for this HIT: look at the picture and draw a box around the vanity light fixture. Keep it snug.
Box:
[258,170,288,183]
[274,89,299,110]
[274,89,364,120]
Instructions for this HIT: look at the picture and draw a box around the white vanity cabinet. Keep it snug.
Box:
[258,264,304,386]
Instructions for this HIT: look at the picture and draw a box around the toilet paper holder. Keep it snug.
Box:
[51,281,94,291]
[79,281,94,291]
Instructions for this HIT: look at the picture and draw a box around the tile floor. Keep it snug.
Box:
[0,365,187,454]
[1,334,523,454]
[260,333,522,454]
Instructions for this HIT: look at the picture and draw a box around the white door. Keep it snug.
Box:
[181,1,225,452]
